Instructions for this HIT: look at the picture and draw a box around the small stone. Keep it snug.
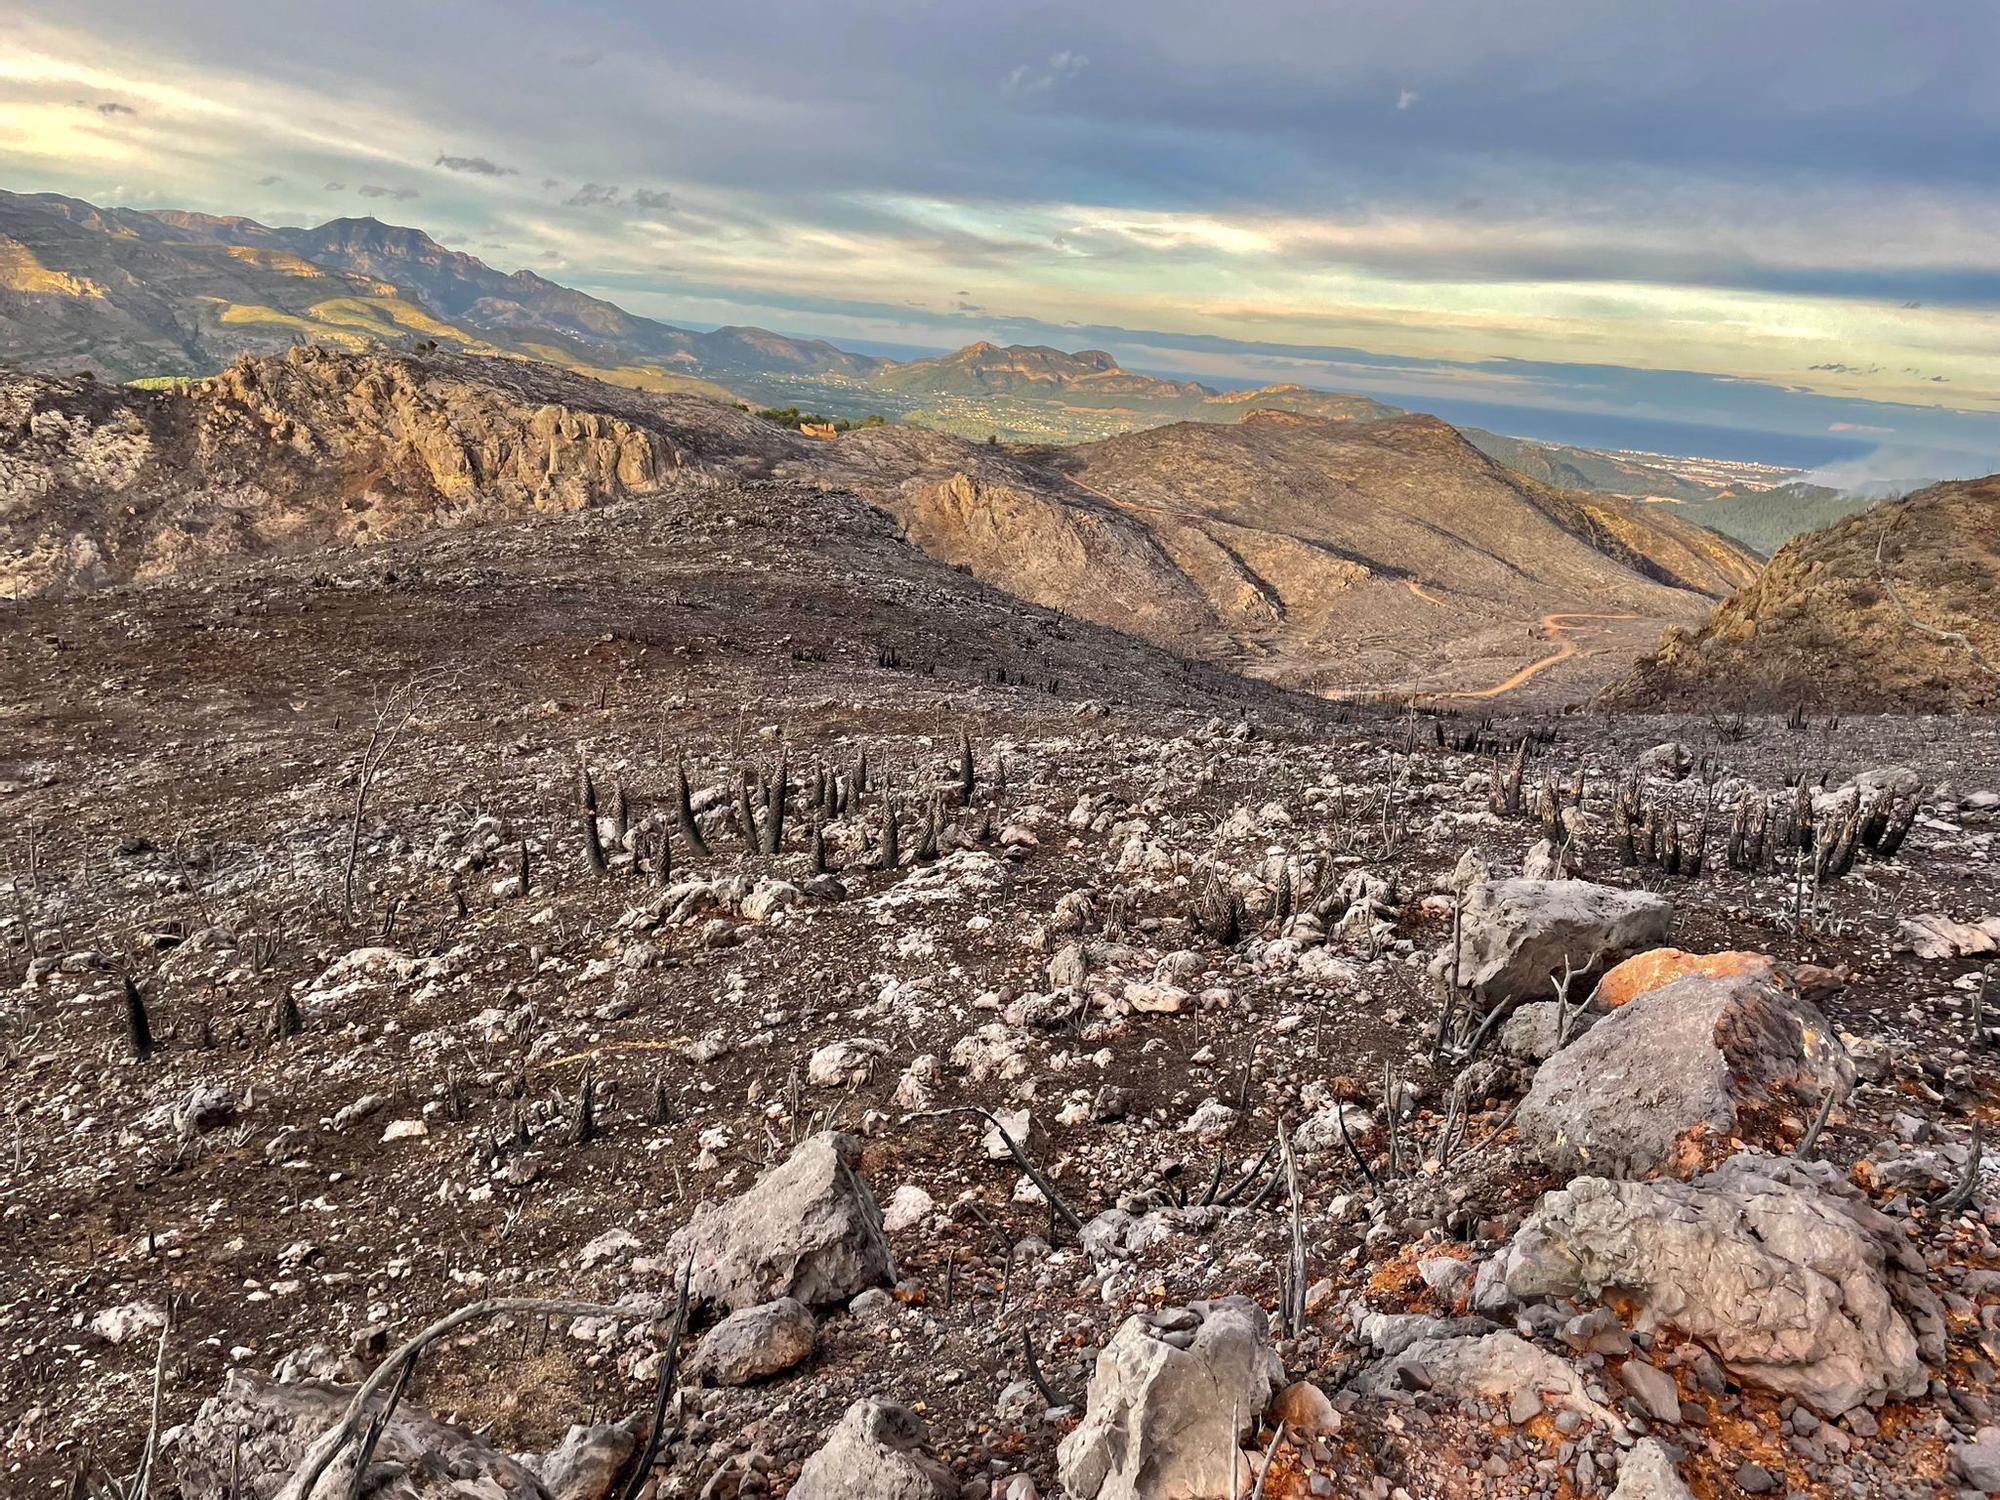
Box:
[1618,1360,1682,1424]
[1734,1461,1778,1493]
[882,1184,935,1234]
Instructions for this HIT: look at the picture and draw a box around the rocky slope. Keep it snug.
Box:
[2,347,1760,699]
[2,476,1996,1499]
[1613,475,2000,711]
[0,191,737,396]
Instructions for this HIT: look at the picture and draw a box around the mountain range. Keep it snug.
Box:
[0,188,1870,549]
[1,343,1761,698]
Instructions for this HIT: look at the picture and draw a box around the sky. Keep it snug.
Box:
[4,1,1999,474]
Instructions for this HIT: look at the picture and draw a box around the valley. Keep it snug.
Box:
[2,429,1996,1500]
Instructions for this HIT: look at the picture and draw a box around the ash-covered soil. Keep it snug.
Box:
[1,479,1997,1500]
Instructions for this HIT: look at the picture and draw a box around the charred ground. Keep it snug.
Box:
[1,470,1998,1500]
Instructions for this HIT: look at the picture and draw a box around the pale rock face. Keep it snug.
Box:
[687,1297,816,1386]
[881,1184,936,1234]
[1636,742,1694,780]
[1057,1297,1283,1500]
[1435,878,1673,1007]
[1609,1438,1697,1500]
[1502,1152,1929,1416]
[1349,1328,1629,1438]
[173,1368,554,1500]
[806,1037,889,1087]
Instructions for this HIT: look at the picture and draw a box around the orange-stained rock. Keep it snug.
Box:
[1268,1379,1340,1434]
[1594,948,1773,1008]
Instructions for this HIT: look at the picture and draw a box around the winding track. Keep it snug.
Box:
[1442,611,1639,699]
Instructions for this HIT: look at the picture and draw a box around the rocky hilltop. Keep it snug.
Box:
[1613,475,2000,711]
[1,346,1759,699]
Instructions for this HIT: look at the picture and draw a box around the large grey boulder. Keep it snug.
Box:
[1497,1000,1591,1063]
[1437,879,1671,1008]
[665,1132,893,1311]
[1519,972,1853,1178]
[790,1399,956,1500]
[172,1368,555,1500]
[1058,1297,1284,1500]
[1501,1152,1928,1415]
[688,1297,816,1386]
[1609,1438,1696,1500]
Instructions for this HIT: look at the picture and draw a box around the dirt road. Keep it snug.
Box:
[1442,611,1638,699]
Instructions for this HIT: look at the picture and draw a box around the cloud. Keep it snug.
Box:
[1396,88,1420,111]
[435,153,516,176]
[256,173,283,186]
[95,100,136,116]
[358,184,419,200]
[323,181,346,192]
[629,187,673,211]
[1005,50,1089,96]
[566,182,623,208]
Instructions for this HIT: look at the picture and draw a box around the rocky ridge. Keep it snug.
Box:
[1615,475,2000,712]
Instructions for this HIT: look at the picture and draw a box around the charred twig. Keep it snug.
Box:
[342,684,423,919]
[1196,1148,1227,1208]
[1020,1327,1071,1410]
[129,1304,173,1500]
[1795,1086,1837,1161]
[1877,526,2000,685]
[1249,1421,1288,1500]
[280,1296,681,1500]
[1278,1121,1306,1338]
[340,1351,415,1500]
[1458,1098,1523,1162]
[614,1257,696,1500]
[1216,1140,1278,1208]
[902,1107,1086,1238]
[122,970,154,1063]
[1932,1121,1984,1217]
[1335,1099,1380,1192]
